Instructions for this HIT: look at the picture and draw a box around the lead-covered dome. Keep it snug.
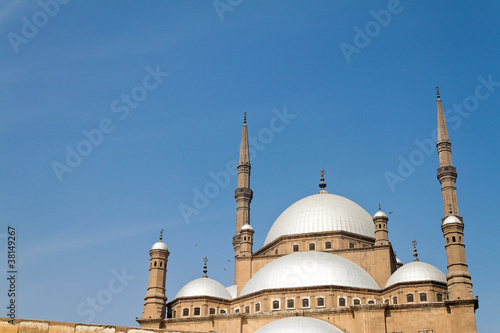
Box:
[255,317,344,333]
[264,193,375,246]
[240,251,380,296]
[174,277,232,300]
[151,241,168,251]
[385,261,447,288]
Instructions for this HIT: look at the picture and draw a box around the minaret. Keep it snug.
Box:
[373,204,389,246]
[234,112,253,234]
[435,87,473,300]
[233,113,254,295]
[138,230,169,329]
[436,87,458,217]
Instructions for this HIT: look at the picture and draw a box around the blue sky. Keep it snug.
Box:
[0,0,499,330]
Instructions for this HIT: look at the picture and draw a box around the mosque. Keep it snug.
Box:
[136,89,478,333]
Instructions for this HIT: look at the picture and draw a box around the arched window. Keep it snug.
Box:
[245,306,250,313]
[302,298,309,308]
[287,299,294,308]
[194,307,200,316]
[420,293,427,302]
[220,309,226,314]
[182,308,189,316]
[154,261,157,267]
[159,262,162,267]
[325,242,331,249]
[407,294,414,303]
[437,293,443,302]
[393,296,398,304]
[173,310,176,318]
[447,237,449,244]
[339,298,346,306]
[293,244,299,252]
[317,297,325,307]
[459,236,462,242]
[452,236,456,242]
[209,308,216,315]
[349,243,355,249]
[275,249,278,254]
[234,308,239,313]
[368,300,375,304]
[309,243,315,250]
[272,300,280,309]
[255,303,261,312]
[353,299,360,305]
[244,236,246,241]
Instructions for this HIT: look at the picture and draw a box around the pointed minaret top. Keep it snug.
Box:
[202,257,208,278]
[238,113,250,165]
[318,169,328,194]
[412,240,419,262]
[436,87,450,143]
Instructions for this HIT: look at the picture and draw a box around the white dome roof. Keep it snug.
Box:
[373,210,388,219]
[385,261,447,288]
[174,277,232,300]
[151,241,168,251]
[264,193,375,246]
[240,251,380,296]
[255,317,344,333]
[442,215,462,225]
[225,285,237,299]
[240,224,254,231]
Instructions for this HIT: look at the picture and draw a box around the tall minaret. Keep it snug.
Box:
[233,113,254,294]
[436,88,473,300]
[436,87,458,217]
[138,230,169,329]
[234,112,253,234]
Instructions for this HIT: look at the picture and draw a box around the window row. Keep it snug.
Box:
[150,261,163,267]
[272,297,325,310]
[291,242,332,252]
[388,293,444,304]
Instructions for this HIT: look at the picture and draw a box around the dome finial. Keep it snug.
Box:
[159,229,164,242]
[436,86,440,100]
[202,257,208,278]
[378,204,381,211]
[318,169,328,193]
[243,112,247,124]
[412,240,419,262]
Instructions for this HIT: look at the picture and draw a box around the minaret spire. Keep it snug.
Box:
[412,240,419,262]
[202,257,208,278]
[436,88,458,217]
[234,113,253,233]
[318,169,328,194]
[435,88,474,301]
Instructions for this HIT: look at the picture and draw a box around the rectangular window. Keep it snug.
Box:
[325,242,331,249]
[317,297,325,307]
[272,300,280,309]
[287,299,294,308]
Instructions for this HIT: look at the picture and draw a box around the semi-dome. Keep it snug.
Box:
[225,285,237,299]
[151,241,168,251]
[255,317,344,333]
[385,261,447,288]
[442,215,462,225]
[174,277,232,300]
[240,251,380,296]
[264,193,375,246]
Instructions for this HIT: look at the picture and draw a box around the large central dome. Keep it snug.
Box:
[264,193,375,246]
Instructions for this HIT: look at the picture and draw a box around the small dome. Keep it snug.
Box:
[442,215,462,225]
[385,261,446,288]
[396,257,403,265]
[240,251,380,296]
[240,224,254,231]
[174,277,232,300]
[264,193,375,246]
[225,285,237,299]
[373,210,388,219]
[255,317,344,333]
[151,241,168,251]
